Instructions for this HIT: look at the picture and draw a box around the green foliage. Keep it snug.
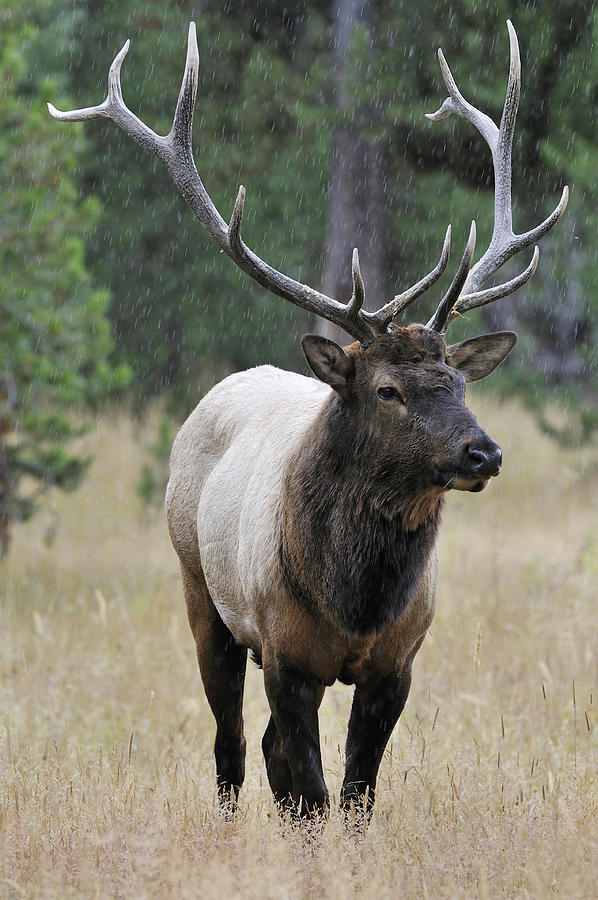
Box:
[0,1,129,551]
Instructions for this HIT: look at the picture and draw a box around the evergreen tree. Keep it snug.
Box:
[0,2,129,553]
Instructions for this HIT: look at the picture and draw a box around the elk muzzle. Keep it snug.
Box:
[434,433,502,493]
[465,439,502,478]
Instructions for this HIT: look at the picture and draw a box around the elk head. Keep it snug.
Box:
[302,326,513,519]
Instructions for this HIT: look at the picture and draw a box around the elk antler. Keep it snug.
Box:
[49,22,455,343]
[425,20,568,333]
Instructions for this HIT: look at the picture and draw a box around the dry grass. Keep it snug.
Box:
[1,395,597,898]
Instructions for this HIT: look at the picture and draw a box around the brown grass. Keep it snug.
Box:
[1,395,597,898]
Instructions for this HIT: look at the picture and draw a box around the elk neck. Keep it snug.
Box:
[278,391,443,637]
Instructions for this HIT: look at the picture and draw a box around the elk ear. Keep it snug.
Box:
[446,331,517,382]
[301,334,355,399]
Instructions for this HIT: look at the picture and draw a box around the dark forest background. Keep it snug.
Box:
[2,0,597,546]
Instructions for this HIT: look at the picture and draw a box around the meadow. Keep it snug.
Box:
[1,394,596,898]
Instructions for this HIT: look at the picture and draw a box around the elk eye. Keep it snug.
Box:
[377,386,400,401]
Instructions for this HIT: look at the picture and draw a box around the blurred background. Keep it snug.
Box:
[1,0,597,546]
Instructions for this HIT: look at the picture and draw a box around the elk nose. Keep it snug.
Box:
[466,440,502,477]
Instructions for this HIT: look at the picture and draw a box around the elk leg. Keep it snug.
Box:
[263,656,328,817]
[262,715,293,804]
[262,680,326,810]
[341,660,413,822]
[181,564,247,806]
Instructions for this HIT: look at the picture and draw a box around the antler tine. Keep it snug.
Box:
[426,222,476,332]
[491,183,568,266]
[107,40,130,107]
[170,20,200,151]
[457,246,538,315]
[426,51,498,152]
[48,38,174,165]
[492,18,520,240]
[368,226,451,330]
[425,20,569,332]
[228,185,246,257]
[347,249,366,318]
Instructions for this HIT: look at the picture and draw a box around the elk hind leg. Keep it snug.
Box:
[181,564,247,806]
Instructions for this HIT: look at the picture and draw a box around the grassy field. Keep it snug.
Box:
[1,395,597,898]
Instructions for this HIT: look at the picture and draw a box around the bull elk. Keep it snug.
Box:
[50,21,567,821]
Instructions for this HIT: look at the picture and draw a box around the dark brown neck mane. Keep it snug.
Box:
[278,394,443,637]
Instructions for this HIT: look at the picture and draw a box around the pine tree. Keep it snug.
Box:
[0,2,129,552]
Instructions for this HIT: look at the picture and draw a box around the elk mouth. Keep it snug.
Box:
[466,477,489,493]
[435,469,491,493]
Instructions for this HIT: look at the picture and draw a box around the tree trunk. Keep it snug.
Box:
[319,0,389,343]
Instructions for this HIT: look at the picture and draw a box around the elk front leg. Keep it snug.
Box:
[262,715,293,805]
[262,678,326,809]
[262,655,328,818]
[181,564,247,807]
[341,660,414,822]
